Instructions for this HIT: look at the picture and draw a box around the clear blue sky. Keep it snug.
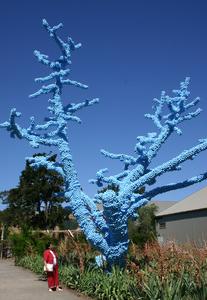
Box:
[0,0,207,210]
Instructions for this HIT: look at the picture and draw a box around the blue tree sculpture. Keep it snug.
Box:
[1,19,207,268]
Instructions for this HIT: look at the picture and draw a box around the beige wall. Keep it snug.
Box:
[156,209,207,246]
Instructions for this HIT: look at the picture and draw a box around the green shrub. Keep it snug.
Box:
[16,255,43,274]
[9,233,29,259]
[9,228,56,260]
[59,265,81,289]
[79,267,137,300]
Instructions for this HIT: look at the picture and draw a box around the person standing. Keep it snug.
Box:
[43,242,63,292]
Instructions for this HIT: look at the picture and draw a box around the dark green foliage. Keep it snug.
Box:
[7,153,66,229]
[0,190,9,204]
[9,227,56,260]
[128,203,157,247]
[0,208,12,239]
[0,208,10,223]
[16,255,44,274]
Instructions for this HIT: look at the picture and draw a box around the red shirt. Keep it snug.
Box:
[43,249,58,265]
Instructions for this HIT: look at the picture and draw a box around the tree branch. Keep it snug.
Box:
[143,171,207,200]
[100,149,138,170]
[0,109,59,147]
[35,69,70,83]
[42,19,81,65]
[26,155,65,177]
[125,139,207,196]
[61,79,88,89]
[64,98,99,114]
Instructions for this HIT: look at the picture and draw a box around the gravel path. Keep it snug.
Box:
[0,259,89,300]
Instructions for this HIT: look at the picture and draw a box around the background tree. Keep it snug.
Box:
[0,191,9,205]
[7,153,66,229]
[0,191,13,240]
[0,208,12,241]
[128,204,157,248]
[1,20,207,268]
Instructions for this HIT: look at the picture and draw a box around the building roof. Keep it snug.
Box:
[156,186,207,217]
[150,200,177,215]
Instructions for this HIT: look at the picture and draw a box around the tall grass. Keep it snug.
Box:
[16,241,207,299]
[128,242,207,299]
[17,255,137,299]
